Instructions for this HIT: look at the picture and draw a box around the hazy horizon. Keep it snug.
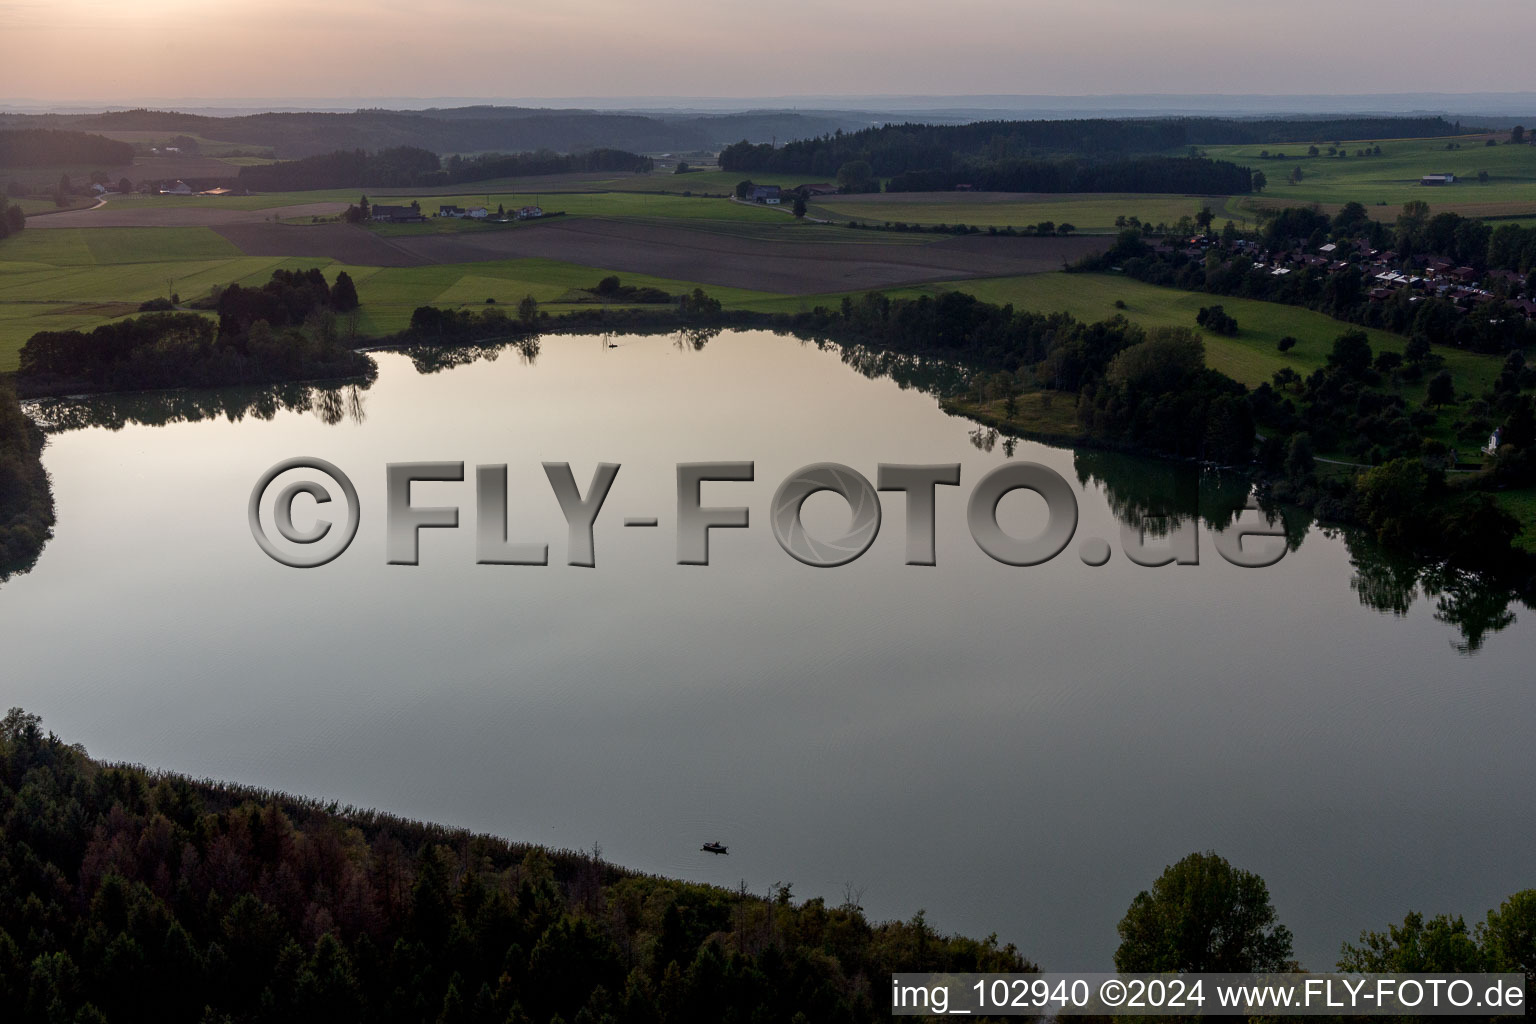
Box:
[5,0,1534,106]
[4,92,1535,121]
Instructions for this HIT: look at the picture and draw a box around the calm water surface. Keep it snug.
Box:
[3,330,1532,969]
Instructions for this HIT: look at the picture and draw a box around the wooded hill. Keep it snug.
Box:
[719,116,1470,176]
[0,710,1030,1022]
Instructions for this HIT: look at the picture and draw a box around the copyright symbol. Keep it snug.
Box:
[248,457,360,568]
[1100,979,1127,1007]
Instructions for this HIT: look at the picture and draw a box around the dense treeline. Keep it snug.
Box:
[436,149,654,184]
[718,117,1465,177]
[885,156,1252,195]
[0,193,25,240]
[0,710,1030,1023]
[0,129,136,168]
[0,381,55,582]
[236,146,653,191]
[236,148,443,190]
[17,269,372,394]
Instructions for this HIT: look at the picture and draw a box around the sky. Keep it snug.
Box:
[2,0,1534,104]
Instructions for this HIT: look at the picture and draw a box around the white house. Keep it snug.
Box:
[517,205,544,220]
[466,207,489,219]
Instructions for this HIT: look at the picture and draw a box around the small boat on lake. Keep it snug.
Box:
[700,841,728,855]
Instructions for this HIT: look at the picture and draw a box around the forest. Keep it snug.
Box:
[0,710,1030,1023]
[0,129,136,168]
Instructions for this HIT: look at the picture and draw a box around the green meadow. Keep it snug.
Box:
[928,271,1502,395]
[813,193,1260,233]
[1197,133,1536,216]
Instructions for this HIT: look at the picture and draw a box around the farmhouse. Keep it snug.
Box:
[517,206,544,220]
[749,185,782,204]
[159,180,192,195]
[371,204,424,223]
[796,183,839,196]
[466,207,489,219]
[438,204,465,218]
[1421,173,1456,186]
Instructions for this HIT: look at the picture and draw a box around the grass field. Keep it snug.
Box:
[813,193,1260,233]
[1197,133,1536,218]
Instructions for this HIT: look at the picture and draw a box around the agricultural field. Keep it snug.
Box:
[368,190,795,228]
[813,192,1260,233]
[1197,133,1536,218]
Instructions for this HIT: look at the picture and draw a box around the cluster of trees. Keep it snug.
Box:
[1116,850,1535,990]
[216,268,360,336]
[0,382,55,582]
[0,193,24,239]
[0,129,135,168]
[1243,327,1532,567]
[1077,328,1257,464]
[1195,304,1238,335]
[885,156,1253,196]
[591,277,672,304]
[718,117,1463,177]
[17,269,370,394]
[0,710,1031,1022]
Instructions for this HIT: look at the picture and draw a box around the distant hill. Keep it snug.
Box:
[0,107,871,158]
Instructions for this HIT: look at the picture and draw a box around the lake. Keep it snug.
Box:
[3,329,1532,970]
